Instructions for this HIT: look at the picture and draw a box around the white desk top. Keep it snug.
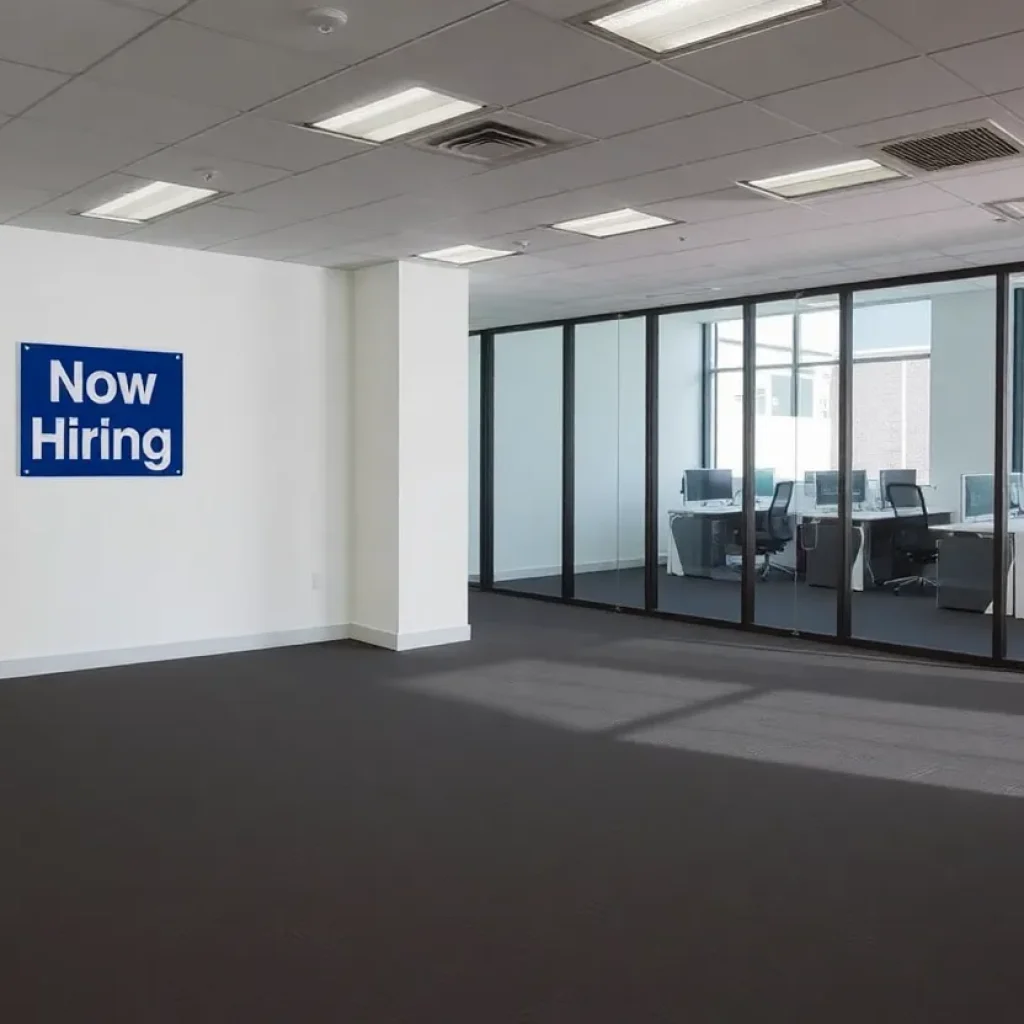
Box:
[669,501,771,516]
[669,505,954,523]
[933,518,1024,535]
[802,508,953,523]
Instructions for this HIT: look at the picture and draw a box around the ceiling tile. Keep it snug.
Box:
[237,147,478,219]
[853,0,1024,53]
[932,164,1024,204]
[123,203,289,247]
[201,218,353,260]
[0,59,68,116]
[117,0,189,11]
[121,145,291,193]
[993,89,1024,121]
[0,0,159,73]
[6,173,151,237]
[89,19,341,109]
[259,3,642,122]
[809,183,969,222]
[0,118,161,191]
[828,97,1012,148]
[420,153,593,220]
[286,248,381,268]
[645,187,784,223]
[476,226,592,254]
[0,185,57,221]
[513,64,733,139]
[758,58,979,131]
[180,0,503,62]
[670,6,915,100]
[512,104,811,194]
[939,234,1024,256]
[602,136,855,205]
[318,195,457,242]
[184,116,369,172]
[933,31,1024,96]
[25,78,237,145]
[515,0,600,16]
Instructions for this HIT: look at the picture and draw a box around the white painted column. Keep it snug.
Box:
[350,261,471,651]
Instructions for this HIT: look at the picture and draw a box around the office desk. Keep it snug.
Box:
[667,503,786,579]
[930,518,1024,615]
[801,508,953,592]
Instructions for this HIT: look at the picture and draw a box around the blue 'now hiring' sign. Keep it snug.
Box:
[19,342,184,478]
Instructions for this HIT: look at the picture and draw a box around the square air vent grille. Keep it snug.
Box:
[878,121,1022,172]
[412,116,582,166]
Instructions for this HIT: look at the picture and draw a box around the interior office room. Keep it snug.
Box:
[472,273,1024,664]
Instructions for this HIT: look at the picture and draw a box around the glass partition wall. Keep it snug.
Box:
[751,297,840,637]
[573,317,646,609]
[658,307,743,624]
[476,262,1022,668]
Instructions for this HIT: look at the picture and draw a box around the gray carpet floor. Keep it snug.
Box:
[500,566,1009,659]
[3,593,1024,1022]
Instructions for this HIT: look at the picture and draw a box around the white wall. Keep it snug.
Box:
[0,226,350,676]
[930,289,996,517]
[493,328,563,580]
[574,318,645,572]
[351,261,469,648]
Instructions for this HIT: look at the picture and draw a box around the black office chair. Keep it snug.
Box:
[751,481,795,578]
[885,483,938,594]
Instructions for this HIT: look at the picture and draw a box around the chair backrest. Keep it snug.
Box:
[887,483,933,553]
[887,482,928,523]
[768,481,794,540]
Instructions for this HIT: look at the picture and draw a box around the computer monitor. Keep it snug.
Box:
[686,468,733,503]
[852,470,867,504]
[962,474,994,520]
[814,470,866,506]
[755,469,775,500]
[881,469,917,507]
[815,471,839,506]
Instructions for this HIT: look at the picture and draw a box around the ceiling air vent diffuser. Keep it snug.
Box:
[411,115,581,165]
[878,121,1022,173]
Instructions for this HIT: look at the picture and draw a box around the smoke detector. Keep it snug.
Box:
[304,6,348,35]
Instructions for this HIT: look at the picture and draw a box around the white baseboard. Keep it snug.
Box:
[0,625,351,681]
[349,624,472,652]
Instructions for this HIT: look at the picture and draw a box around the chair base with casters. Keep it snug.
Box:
[886,574,937,595]
[758,553,795,579]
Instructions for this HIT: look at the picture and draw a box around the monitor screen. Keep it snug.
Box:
[686,468,733,503]
[852,470,867,504]
[815,471,839,506]
[881,469,917,507]
[963,474,994,520]
[754,469,775,499]
[814,470,866,505]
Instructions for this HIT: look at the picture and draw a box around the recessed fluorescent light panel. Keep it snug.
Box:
[742,159,904,199]
[311,86,481,142]
[589,0,826,54]
[986,198,1024,221]
[418,245,515,265]
[553,208,674,238]
[80,181,218,224]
